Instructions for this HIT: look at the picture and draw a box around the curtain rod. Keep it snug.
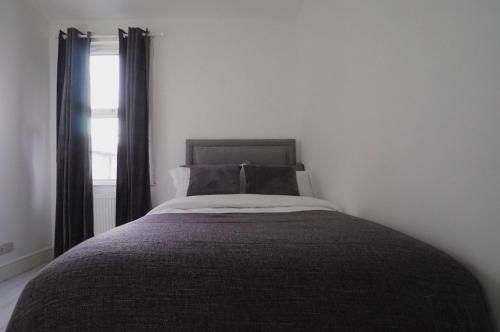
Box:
[57,32,165,40]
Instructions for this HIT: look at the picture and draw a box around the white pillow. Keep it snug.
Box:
[170,167,315,198]
[169,167,190,198]
[296,171,315,197]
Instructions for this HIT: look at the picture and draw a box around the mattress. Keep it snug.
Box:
[7,195,493,331]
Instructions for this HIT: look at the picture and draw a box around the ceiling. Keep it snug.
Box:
[29,0,304,20]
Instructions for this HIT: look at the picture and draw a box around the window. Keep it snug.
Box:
[90,53,119,185]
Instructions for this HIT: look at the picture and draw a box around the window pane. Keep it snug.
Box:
[91,118,118,180]
[90,55,119,109]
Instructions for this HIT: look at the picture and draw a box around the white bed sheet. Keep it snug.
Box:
[148,194,340,214]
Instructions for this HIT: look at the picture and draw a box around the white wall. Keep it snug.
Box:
[299,0,500,327]
[50,18,301,206]
[0,0,52,267]
[3,0,498,326]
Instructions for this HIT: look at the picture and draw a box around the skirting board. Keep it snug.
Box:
[0,247,53,283]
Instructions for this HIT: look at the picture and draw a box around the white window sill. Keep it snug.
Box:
[93,180,156,187]
[93,180,116,187]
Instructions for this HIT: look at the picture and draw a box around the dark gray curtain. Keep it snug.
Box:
[55,28,94,257]
[116,28,152,226]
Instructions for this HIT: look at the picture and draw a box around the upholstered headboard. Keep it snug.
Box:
[186,139,304,170]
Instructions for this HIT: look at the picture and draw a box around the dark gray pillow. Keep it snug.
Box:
[244,165,299,196]
[187,165,241,196]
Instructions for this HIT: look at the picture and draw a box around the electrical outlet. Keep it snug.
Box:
[0,242,14,256]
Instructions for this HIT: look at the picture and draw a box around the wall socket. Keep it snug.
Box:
[0,242,14,256]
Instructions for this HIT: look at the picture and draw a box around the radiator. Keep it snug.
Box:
[93,186,116,235]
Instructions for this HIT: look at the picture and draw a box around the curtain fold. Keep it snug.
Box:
[116,28,152,226]
[54,28,94,257]
[56,31,66,141]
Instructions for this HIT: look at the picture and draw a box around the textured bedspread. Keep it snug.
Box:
[7,211,493,331]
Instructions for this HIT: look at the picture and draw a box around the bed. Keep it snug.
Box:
[7,139,493,331]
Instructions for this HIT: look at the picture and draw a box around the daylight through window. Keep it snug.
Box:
[90,54,119,183]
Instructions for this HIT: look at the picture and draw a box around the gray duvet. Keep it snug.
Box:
[7,211,493,331]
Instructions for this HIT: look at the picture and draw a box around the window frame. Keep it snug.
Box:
[91,115,119,186]
[90,42,119,187]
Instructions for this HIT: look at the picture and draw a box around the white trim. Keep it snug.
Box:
[0,247,53,283]
[92,108,118,117]
[93,179,116,186]
[90,42,119,56]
